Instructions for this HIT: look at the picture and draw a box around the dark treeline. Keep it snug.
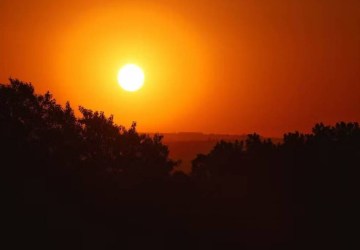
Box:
[1,79,358,249]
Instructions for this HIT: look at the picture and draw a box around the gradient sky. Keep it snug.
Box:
[1,0,359,136]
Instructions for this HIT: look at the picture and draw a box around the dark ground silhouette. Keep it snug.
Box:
[1,79,359,249]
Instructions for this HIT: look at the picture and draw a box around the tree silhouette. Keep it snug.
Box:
[191,121,360,248]
[1,78,359,249]
[1,79,178,249]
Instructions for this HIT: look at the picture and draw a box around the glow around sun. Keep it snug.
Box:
[117,64,145,92]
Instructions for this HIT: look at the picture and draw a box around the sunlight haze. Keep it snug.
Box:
[1,0,359,136]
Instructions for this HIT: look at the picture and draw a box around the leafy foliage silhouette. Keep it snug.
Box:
[1,79,359,249]
[1,79,178,249]
[192,121,360,248]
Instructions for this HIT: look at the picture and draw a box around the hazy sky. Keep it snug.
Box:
[1,0,359,136]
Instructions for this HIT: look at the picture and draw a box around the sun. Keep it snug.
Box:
[117,64,145,92]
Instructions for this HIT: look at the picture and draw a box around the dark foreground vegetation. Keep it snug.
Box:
[1,79,359,249]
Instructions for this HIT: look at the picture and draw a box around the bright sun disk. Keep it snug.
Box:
[117,64,144,92]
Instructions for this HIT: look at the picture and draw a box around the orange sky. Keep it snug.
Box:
[1,0,359,136]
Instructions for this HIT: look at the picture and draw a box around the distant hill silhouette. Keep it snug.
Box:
[161,132,248,142]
